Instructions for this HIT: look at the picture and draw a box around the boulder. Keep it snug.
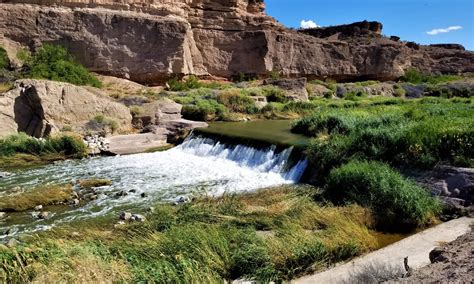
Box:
[0,80,132,138]
[263,78,309,101]
[34,205,43,211]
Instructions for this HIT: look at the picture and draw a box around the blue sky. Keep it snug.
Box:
[266,0,474,50]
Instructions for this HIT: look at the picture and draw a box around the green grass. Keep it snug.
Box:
[21,44,101,87]
[326,160,441,231]
[401,68,462,85]
[292,98,473,178]
[0,186,388,282]
[0,133,87,159]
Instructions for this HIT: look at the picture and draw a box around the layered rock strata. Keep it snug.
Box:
[0,1,473,83]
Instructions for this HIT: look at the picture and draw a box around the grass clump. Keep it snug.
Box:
[0,47,9,70]
[401,68,462,85]
[87,115,119,134]
[217,89,258,113]
[326,160,441,231]
[78,178,112,189]
[0,133,87,159]
[0,184,73,211]
[21,44,102,87]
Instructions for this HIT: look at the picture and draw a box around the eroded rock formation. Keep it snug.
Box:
[0,79,132,137]
[0,0,473,83]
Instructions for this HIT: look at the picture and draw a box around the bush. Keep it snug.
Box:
[326,160,440,231]
[22,44,102,87]
[0,132,87,158]
[401,68,462,85]
[88,115,119,134]
[0,47,9,69]
[261,86,287,103]
[182,99,228,121]
[216,89,256,113]
[167,75,202,91]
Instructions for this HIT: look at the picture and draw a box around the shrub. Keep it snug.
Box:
[217,89,256,113]
[167,75,202,91]
[393,84,406,97]
[326,160,441,231]
[401,68,462,85]
[129,106,143,117]
[88,115,119,134]
[182,99,228,121]
[261,86,287,103]
[0,47,9,69]
[22,44,102,87]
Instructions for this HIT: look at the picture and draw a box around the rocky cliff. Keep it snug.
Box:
[0,0,473,83]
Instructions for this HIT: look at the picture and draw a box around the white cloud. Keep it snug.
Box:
[427,26,463,35]
[300,20,320,29]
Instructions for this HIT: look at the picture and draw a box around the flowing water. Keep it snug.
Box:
[0,136,308,238]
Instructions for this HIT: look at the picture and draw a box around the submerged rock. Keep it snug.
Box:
[119,212,132,221]
[131,214,146,222]
[70,199,80,206]
[0,172,10,178]
[173,196,191,206]
[37,211,50,220]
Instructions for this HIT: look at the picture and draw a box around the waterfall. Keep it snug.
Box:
[177,136,308,182]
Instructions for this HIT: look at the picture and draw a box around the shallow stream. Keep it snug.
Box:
[0,135,308,238]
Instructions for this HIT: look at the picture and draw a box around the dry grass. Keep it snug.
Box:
[78,178,112,189]
[0,82,13,93]
[0,184,73,211]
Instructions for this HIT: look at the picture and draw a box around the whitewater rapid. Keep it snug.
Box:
[0,136,307,237]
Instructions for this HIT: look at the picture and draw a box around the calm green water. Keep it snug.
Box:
[197,120,310,147]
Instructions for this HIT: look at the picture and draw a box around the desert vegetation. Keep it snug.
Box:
[18,44,102,87]
[1,186,404,282]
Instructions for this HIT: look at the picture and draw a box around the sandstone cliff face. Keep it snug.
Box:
[0,79,132,137]
[0,1,473,83]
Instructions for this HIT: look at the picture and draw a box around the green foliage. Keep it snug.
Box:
[0,133,87,158]
[294,98,474,177]
[22,44,101,87]
[261,86,288,103]
[182,99,228,121]
[89,115,119,133]
[268,70,281,80]
[217,89,257,113]
[401,68,462,85]
[0,47,9,69]
[393,84,406,97]
[129,106,143,117]
[326,160,441,231]
[167,75,202,91]
[344,90,368,101]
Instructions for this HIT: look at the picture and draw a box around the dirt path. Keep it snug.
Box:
[294,217,473,284]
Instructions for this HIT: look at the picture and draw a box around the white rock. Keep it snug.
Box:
[34,205,43,211]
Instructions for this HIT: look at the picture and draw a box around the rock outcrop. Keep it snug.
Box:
[0,1,472,83]
[0,79,132,137]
